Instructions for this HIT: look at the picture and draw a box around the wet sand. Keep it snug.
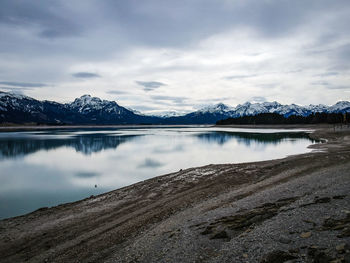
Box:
[0,125,349,262]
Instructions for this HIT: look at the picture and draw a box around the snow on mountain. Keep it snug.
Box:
[233,102,268,117]
[197,103,235,114]
[69,94,105,111]
[151,111,188,118]
[328,101,350,113]
[0,91,43,113]
[125,107,146,116]
[68,94,128,115]
[230,101,313,117]
[306,104,329,113]
[196,100,350,118]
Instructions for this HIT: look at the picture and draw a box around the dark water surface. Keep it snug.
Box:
[0,127,317,219]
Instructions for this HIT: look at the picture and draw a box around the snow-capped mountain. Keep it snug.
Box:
[195,101,350,119]
[68,95,126,115]
[1,91,349,125]
[328,101,350,113]
[197,103,235,114]
[67,94,136,120]
[0,91,71,124]
[0,92,160,124]
[229,101,310,118]
[0,92,43,113]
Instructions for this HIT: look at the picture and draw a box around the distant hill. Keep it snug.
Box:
[1,91,350,125]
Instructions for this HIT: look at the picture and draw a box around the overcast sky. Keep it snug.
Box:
[0,0,349,114]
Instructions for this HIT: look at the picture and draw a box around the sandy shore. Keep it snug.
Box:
[0,126,349,262]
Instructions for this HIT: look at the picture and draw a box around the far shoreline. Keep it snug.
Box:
[0,123,341,132]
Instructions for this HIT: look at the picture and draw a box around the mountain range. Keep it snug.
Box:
[1,91,349,125]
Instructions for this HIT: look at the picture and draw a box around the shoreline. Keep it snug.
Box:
[0,125,349,262]
[0,123,344,131]
[0,124,211,131]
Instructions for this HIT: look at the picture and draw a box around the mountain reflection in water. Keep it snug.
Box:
[195,131,316,146]
[0,130,315,160]
[0,134,139,159]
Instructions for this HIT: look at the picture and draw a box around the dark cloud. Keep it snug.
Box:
[138,158,164,168]
[72,72,101,78]
[0,81,47,87]
[99,0,350,46]
[75,172,99,178]
[285,69,303,74]
[106,90,128,95]
[0,0,349,52]
[136,81,166,91]
[314,72,339,77]
[197,97,234,103]
[311,81,329,86]
[224,74,257,80]
[0,0,81,39]
[151,95,186,103]
[334,43,350,69]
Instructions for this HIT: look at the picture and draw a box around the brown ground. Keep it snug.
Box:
[0,126,349,263]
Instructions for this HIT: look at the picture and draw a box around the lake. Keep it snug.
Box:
[0,126,317,219]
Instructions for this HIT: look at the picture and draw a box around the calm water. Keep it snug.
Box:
[0,127,317,219]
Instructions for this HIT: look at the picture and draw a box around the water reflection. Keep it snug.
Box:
[0,134,139,159]
[0,127,317,219]
[0,130,315,160]
[195,131,314,146]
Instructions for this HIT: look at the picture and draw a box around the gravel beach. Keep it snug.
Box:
[0,126,349,263]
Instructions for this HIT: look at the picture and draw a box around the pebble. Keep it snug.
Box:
[279,236,291,244]
[336,243,345,252]
[300,232,312,238]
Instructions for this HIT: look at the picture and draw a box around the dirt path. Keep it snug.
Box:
[0,127,349,262]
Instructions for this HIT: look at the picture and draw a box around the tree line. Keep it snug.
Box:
[216,112,350,125]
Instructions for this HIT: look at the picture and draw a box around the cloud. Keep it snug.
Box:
[0,0,81,39]
[75,172,99,178]
[314,72,339,77]
[72,72,101,78]
[249,96,267,103]
[135,81,167,91]
[0,81,47,88]
[138,158,164,168]
[106,90,128,95]
[327,86,349,90]
[224,74,258,80]
[151,95,186,103]
[0,87,27,94]
[128,105,157,112]
[311,81,330,86]
[0,0,349,109]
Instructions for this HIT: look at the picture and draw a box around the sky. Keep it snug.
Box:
[0,0,349,114]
